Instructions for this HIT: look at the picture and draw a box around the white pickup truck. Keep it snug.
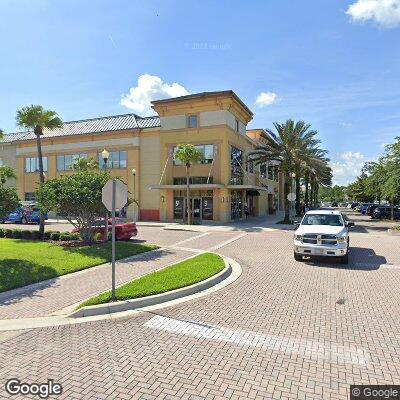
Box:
[293,210,354,264]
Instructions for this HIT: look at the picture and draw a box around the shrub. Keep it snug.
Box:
[0,228,4,238]
[50,232,61,241]
[30,231,41,240]
[44,230,55,240]
[70,232,81,241]
[21,230,32,240]
[11,229,22,239]
[4,229,13,238]
[93,232,103,242]
[60,232,73,241]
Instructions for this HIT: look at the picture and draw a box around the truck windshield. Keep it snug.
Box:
[302,214,343,226]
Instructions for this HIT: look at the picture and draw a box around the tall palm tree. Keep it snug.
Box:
[174,144,203,225]
[16,105,62,238]
[250,120,325,222]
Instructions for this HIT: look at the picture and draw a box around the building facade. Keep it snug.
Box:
[2,91,283,222]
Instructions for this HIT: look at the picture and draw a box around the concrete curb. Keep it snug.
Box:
[68,257,232,318]
[0,254,241,331]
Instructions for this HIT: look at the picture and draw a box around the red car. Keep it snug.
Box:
[72,218,138,241]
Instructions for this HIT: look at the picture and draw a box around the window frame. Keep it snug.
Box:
[187,114,198,129]
[98,150,127,169]
[25,156,48,173]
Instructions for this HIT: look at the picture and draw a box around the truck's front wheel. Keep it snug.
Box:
[340,252,349,264]
[294,252,303,262]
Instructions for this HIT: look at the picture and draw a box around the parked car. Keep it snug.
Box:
[293,210,354,264]
[373,206,400,220]
[347,202,359,209]
[1,204,48,224]
[338,202,347,208]
[72,218,138,240]
[359,203,373,214]
[331,201,338,207]
[366,204,380,217]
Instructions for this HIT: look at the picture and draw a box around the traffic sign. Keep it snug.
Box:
[102,180,128,211]
[287,192,296,202]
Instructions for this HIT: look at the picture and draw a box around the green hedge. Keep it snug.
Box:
[0,228,74,242]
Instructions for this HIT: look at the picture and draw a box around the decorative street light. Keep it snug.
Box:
[131,168,137,221]
[101,149,109,170]
[101,149,110,241]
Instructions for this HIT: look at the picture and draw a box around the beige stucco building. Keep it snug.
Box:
[2,91,283,222]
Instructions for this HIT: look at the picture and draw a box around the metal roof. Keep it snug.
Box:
[1,113,161,143]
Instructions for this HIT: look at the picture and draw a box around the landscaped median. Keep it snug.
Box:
[0,239,158,292]
[72,253,228,318]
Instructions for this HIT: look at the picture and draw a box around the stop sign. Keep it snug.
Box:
[102,180,128,211]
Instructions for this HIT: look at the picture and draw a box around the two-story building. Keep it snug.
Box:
[2,90,283,222]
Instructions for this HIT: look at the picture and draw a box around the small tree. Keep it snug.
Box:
[16,105,63,239]
[36,171,110,242]
[0,187,20,222]
[174,144,203,224]
[0,129,3,140]
[0,166,17,186]
[72,157,99,172]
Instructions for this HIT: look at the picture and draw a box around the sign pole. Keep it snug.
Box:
[111,179,116,301]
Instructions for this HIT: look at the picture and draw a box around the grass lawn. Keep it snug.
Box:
[0,239,158,293]
[79,252,225,308]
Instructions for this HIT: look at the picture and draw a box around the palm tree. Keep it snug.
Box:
[0,129,4,140]
[174,144,203,224]
[250,120,326,222]
[16,105,62,238]
[0,166,17,187]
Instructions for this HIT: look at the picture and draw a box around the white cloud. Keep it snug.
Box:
[121,74,190,116]
[255,92,278,108]
[340,121,353,127]
[331,151,366,185]
[346,0,400,28]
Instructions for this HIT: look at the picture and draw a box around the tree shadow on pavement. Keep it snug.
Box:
[0,259,59,306]
[303,247,387,271]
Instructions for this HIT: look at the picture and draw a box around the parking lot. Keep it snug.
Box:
[1,211,400,399]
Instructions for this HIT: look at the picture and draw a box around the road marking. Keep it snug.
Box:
[144,315,370,366]
[170,232,210,247]
[209,232,247,250]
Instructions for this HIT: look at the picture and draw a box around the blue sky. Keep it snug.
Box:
[1,0,399,185]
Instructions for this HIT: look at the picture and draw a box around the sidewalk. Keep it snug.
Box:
[138,212,293,232]
[0,247,194,320]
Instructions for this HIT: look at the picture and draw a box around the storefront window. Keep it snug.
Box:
[231,190,243,220]
[202,197,213,220]
[173,197,184,219]
[230,146,243,185]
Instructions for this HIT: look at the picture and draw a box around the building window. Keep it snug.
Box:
[173,197,184,220]
[247,155,254,174]
[173,176,213,185]
[187,115,198,128]
[25,157,48,173]
[235,119,239,132]
[231,190,243,220]
[230,146,243,185]
[260,163,267,178]
[57,153,87,171]
[25,192,36,202]
[98,151,127,169]
[173,145,214,165]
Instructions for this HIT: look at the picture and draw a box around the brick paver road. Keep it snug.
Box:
[1,220,400,399]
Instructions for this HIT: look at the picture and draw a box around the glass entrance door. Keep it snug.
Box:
[184,198,201,221]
